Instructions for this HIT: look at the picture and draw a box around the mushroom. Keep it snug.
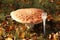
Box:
[10,8,44,30]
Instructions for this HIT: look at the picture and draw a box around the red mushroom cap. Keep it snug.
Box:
[10,8,44,24]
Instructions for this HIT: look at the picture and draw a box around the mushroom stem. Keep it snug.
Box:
[24,23,34,38]
[25,23,34,30]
